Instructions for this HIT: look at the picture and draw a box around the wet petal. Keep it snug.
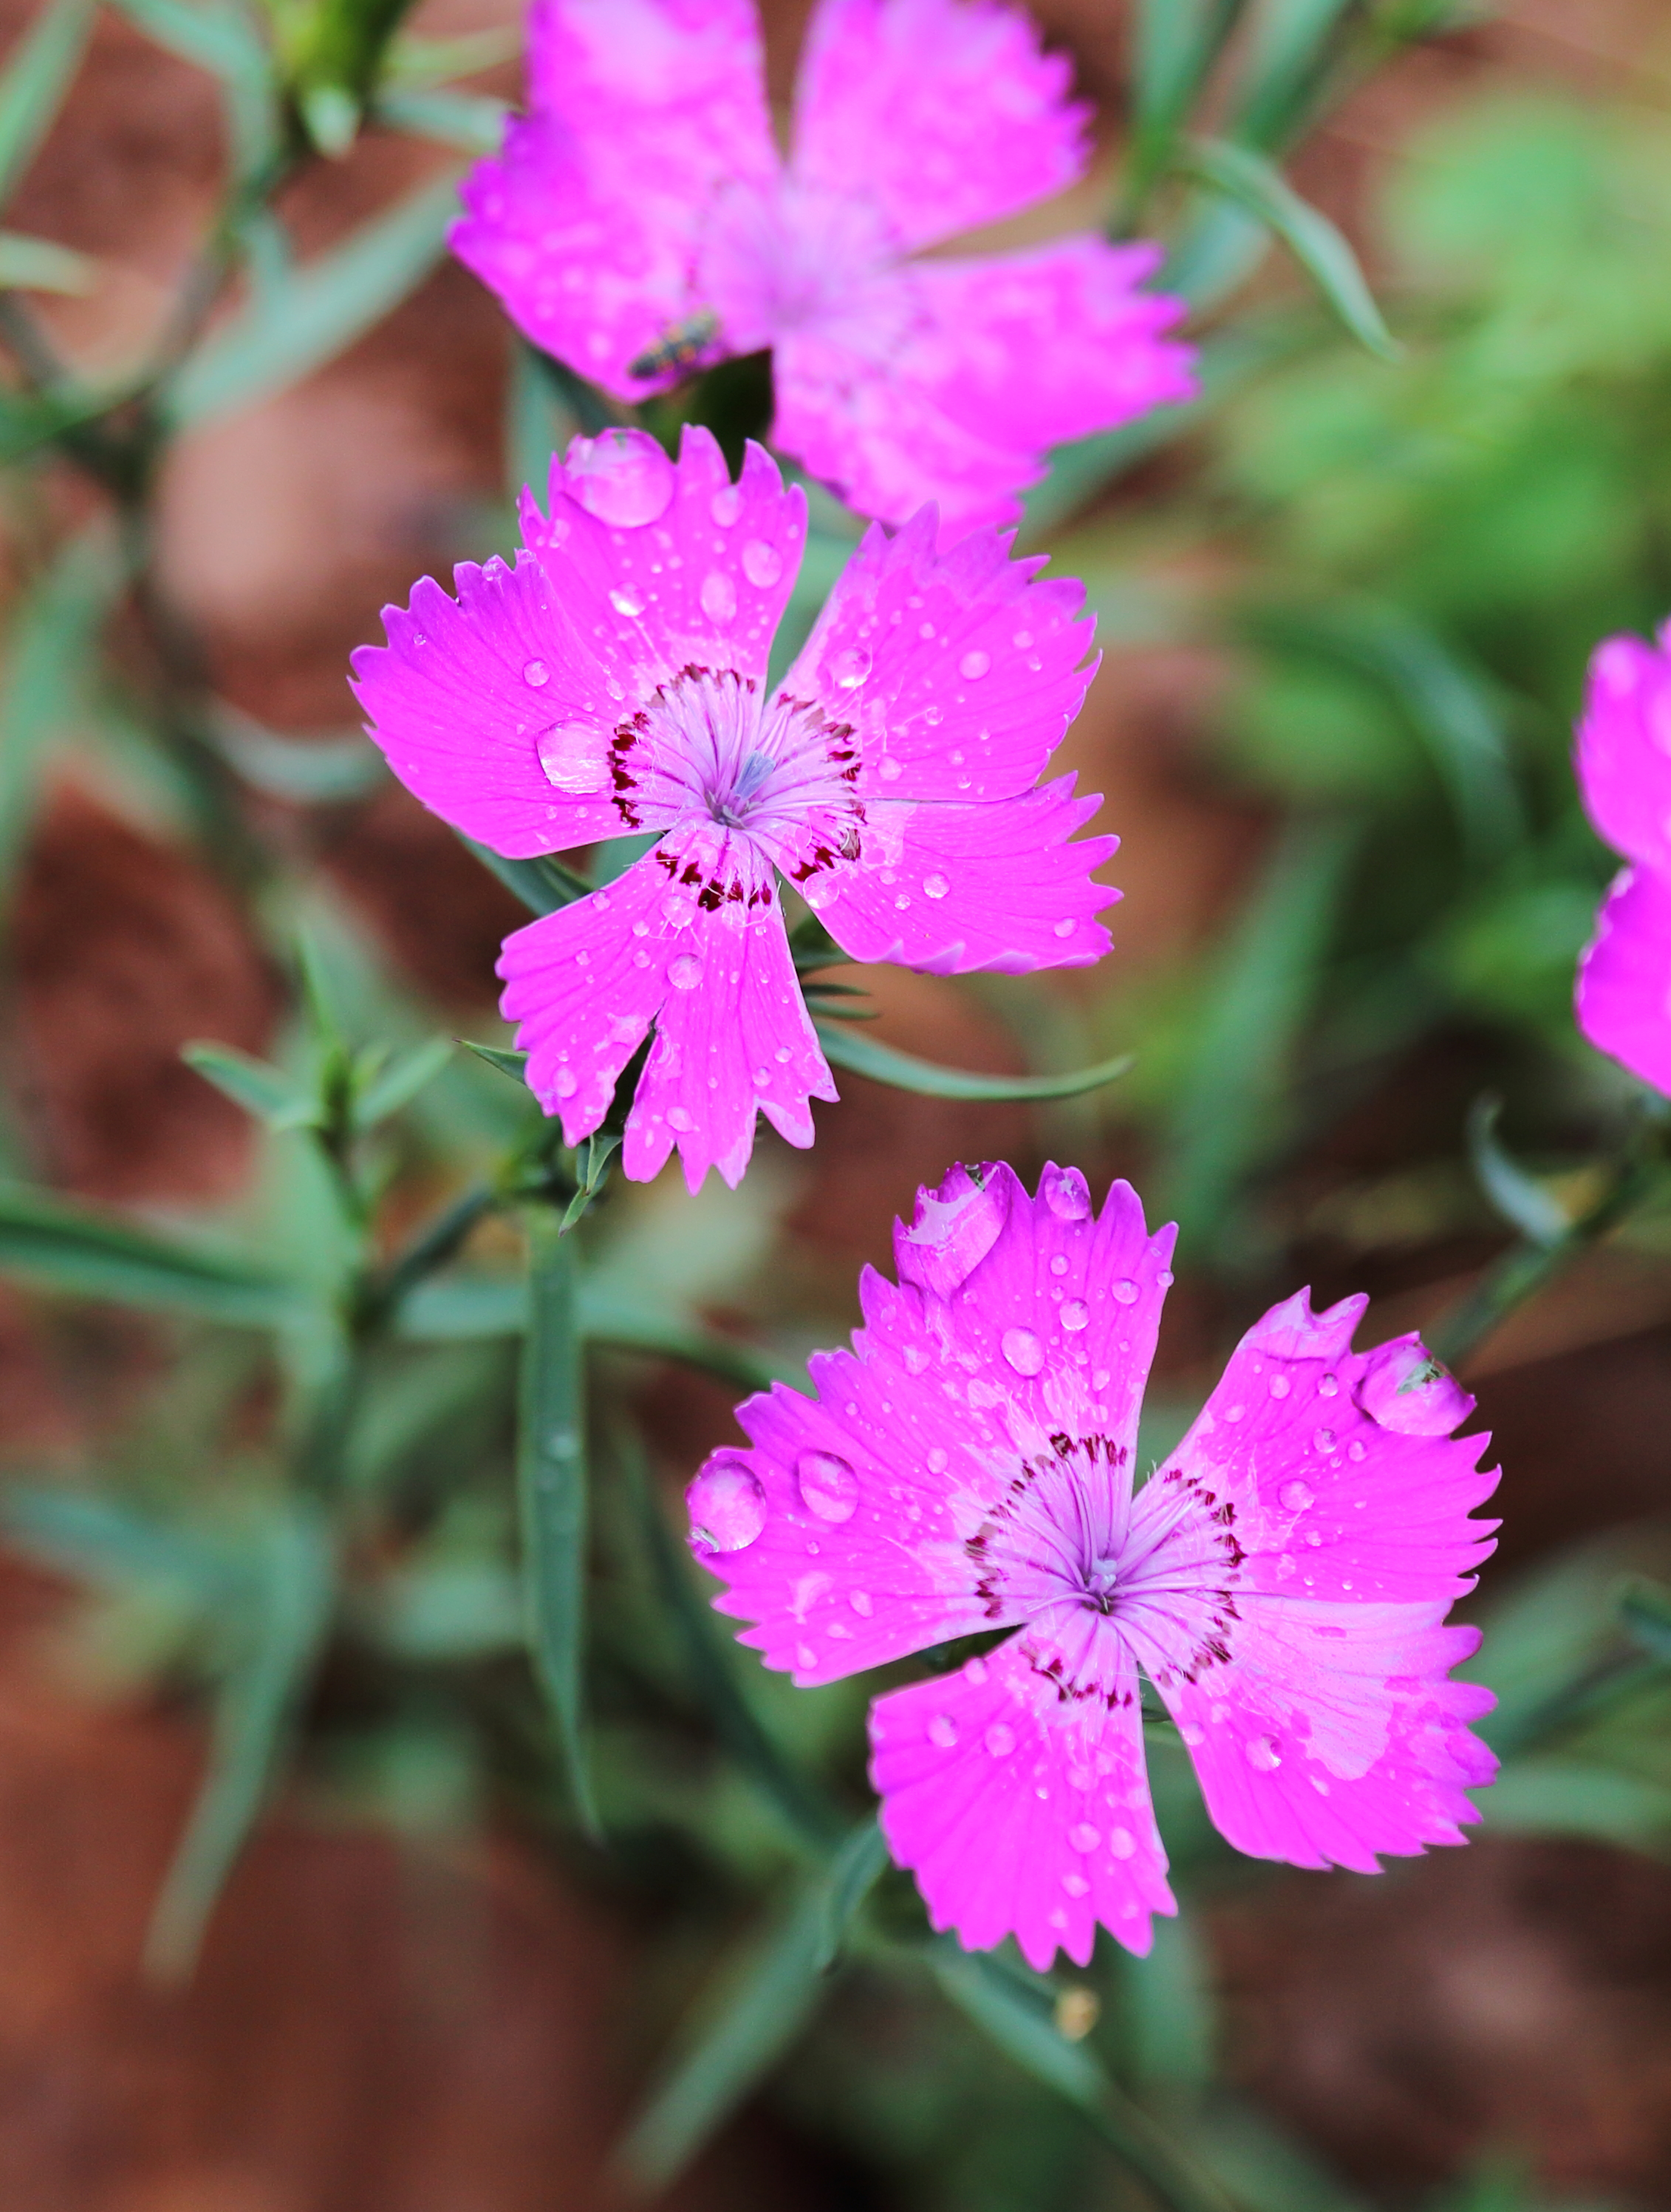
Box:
[1574,628,1671,873]
[1576,863,1671,1096]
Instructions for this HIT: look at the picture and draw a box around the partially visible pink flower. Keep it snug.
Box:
[688,1163,1498,1967]
[1573,627,1671,1091]
[451,0,1195,530]
[350,429,1116,1191]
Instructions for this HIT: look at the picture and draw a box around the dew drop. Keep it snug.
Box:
[926,1446,949,1473]
[928,1713,960,1750]
[1001,1327,1045,1376]
[830,644,872,689]
[1062,1299,1090,1333]
[552,1067,577,1099]
[1180,1724,1205,1747]
[850,1589,872,1617]
[1061,1872,1090,1898]
[1110,1826,1135,1860]
[1319,1373,1339,1397]
[609,584,646,618]
[700,570,737,624]
[566,427,674,526]
[1053,918,1075,938]
[923,873,949,899]
[668,953,704,990]
[1313,1427,1336,1453]
[1269,1373,1291,1399]
[1226,1404,1245,1424]
[1113,1279,1139,1305]
[688,1458,765,1551]
[796,1449,858,1524]
[1041,1164,1091,1221]
[1049,1255,1069,1277]
[666,1106,694,1131]
[878,755,903,782]
[711,483,742,527]
[1347,1440,1366,1462]
[962,1654,988,1686]
[742,538,782,587]
[522,658,550,688]
[959,647,991,680]
[536,720,610,795]
[1068,1822,1100,1854]
[1245,1735,1282,1772]
[984,1723,1016,1758]
[1279,1480,1314,1512]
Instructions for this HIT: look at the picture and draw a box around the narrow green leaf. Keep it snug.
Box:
[1130,0,1248,174]
[0,380,117,465]
[462,1040,530,1085]
[1226,0,1359,150]
[517,1207,597,1833]
[1619,1579,1671,1668]
[375,85,508,154]
[1466,1096,1568,1249]
[165,172,464,427]
[815,1023,1134,1103]
[0,1181,302,1325]
[0,0,95,208]
[0,528,122,890]
[1178,136,1400,358]
[4,1486,239,1598]
[558,1128,619,1232]
[615,1880,832,2193]
[108,0,265,84]
[933,1948,1236,2212]
[0,229,96,292]
[617,1418,834,1851]
[813,1816,890,1973]
[146,1507,335,1979]
[1161,818,1356,1246]
[383,25,522,87]
[183,1040,320,1130]
[462,835,592,915]
[354,1034,454,1127]
[211,706,384,802]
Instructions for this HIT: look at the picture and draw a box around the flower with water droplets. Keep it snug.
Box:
[450,0,1195,530]
[1573,624,1671,1095]
[351,429,1116,1190]
[687,1161,1499,1965]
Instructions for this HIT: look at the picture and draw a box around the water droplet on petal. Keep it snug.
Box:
[1347,1439,1366,1461]
[1053,918,1075,938]
[959,647,991,680]
[609,584,646,618]
[1062,1299,1090,1332]
[1041,1164,1091,1221]
[1061,1872,1089,1898]
[700,570,737,624]
[1269,1373,1291,1399]
[552,1067,577,1099]
[537,720,611,795]
[1245,1735,1282,1772]
[830,645,872,689]
[1113,1279,1138,1305]
[1279,1480,1313,1512]
[566,428,674,526]
[742,538,782,587]
[668,953,704,990]
[1068,1823,1100,1853]
[688,1458,765,1551]
[1180,1723,1205,1747]
[522,658,550,687]
[962,1654,987,1685]
[926,1446,949,1473]
[1313,1427,1336,1454]
[928,1713,959,1750]
[984,1723,1016,1758]
[878,755,902,782]
[850,1589,872,1617]
[1319,1373,1339,1397]
[923,873,949,899]
[711,483,742,527]
[1110,1827,1136,1859]
[666,1106,694,1131]
[796,1450,858,1523]
[1001,1327,1045,1376]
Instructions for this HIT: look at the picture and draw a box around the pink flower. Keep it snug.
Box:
[350,429,1117,1191]
[451,0,1196,530]
[688,1163,1499,1967]
[1574,628,1671,1093]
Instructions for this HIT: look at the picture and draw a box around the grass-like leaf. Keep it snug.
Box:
[0,1182,304,1325]
[0,0,95,209]
[816,1022,1133,1102]
[183,1040,321,1130]
[0,229,96,292]
[1466,1096,1568,1250]
[0,529,122,891]
[375,85,510,155]
[354,1035,454,1128]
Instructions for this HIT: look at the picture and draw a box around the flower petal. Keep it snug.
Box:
[798,779,1118,974]
[1576,864,1671,1096]
[1117,1291,1500,1873]
[1574,629,1671,872]
[791,0,1090,256]
[497,825,835,1189]
[869,1632,1175,1967]
[451,0,776,397]
[350,550,645,858]
[782,506,1096,804]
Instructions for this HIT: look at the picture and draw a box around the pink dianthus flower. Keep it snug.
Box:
[688,1163,1499,1967]
[1574,626,1671,1095]
[451,0,1196,530]
[350,429,1116,1191]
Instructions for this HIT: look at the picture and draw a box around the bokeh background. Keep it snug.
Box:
[1,1,1670,2207]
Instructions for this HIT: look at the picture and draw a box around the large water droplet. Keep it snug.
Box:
[962,1653,987,1685]
[666,1105,694,1131]
[1245,1735,1282,1772]
[609,584,646,618]
[1041,1164,1090,1221]
[1313,1427,1336,1454]
[668,953,704,991]
[984,1723,1016,1758]
[742,539,782,588]
[1269,1373,1291,1399]
[688,1458,765,1551]
[700,570,737,624]
[850,1589,873,1617]
[1110,1826,1136,1859]
[1062,1299,1090,1333]
[830,644,872,689]
[959,647,991,680]
[522,658,550,688]
[552,1067,577,1099]
[537,720,610,795]
[711,483,742,527]
[566,428,674,527]
[928,1713,959,1750]
[1001,1326,1045,1376]
[923,873,949,900]
[1068,1822,1100,1854]
[878,755,903,782]
[796,1449,858,1524]
[1113,1279,1139,1306]
[1279,1480,1313,1512]
[1061,1872,1090,1898]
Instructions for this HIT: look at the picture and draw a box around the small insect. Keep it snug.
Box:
[628,310,722,383]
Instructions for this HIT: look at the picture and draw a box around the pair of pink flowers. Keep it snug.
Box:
[1575,625,1671,1096]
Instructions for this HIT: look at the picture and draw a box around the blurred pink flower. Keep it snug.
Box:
[1575,628,1671,1093]
[689,1162,1499,1967]
[451,0,1195,530]
[351,429,1116,1191]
